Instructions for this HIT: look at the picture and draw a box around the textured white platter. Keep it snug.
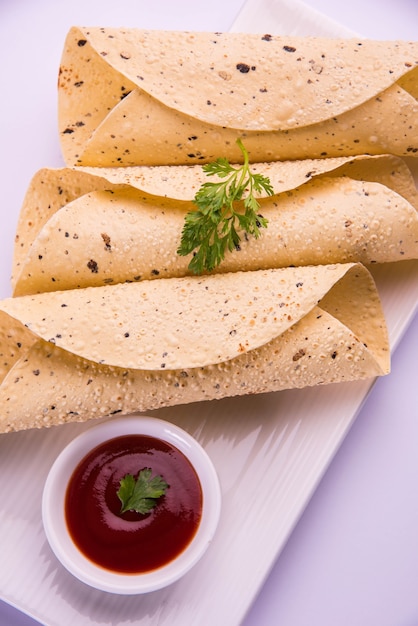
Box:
[0,1,417,625]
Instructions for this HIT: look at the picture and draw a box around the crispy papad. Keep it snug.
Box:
[12,155,418,295]
[0,264,389,433]
[58,28,418,166]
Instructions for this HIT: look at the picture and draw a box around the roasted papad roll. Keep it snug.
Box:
[0,264,389,433]
[12,155,418,295]
[58,28,418,166]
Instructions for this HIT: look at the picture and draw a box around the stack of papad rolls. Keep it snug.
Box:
[1,28,418,432]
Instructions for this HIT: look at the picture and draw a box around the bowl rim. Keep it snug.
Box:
[42,414,222,594]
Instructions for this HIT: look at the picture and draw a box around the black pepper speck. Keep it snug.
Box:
[236,63,250,73]
[87,259,99,273]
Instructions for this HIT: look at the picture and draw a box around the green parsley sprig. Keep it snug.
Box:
[117,468,168,515]
[177,139,274,274]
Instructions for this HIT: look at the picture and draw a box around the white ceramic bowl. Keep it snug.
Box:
[42,415,221,594]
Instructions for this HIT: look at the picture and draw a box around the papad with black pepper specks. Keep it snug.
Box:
[58,28,418,166]
[12,155,418,295]
[0,264,389,432]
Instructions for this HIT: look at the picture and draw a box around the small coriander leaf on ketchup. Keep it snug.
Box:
[117,468,169,514]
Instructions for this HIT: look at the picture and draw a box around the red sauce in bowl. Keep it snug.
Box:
[65,434,203,574]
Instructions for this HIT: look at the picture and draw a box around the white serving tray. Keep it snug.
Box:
[0,1,417,625]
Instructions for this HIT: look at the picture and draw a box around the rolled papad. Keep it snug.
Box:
[12,155,418,295]
[58,28,418,166]
[0,264,389,433]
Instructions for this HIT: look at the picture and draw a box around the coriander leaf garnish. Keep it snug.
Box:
[117,468,168,515]
[177,138,274,274]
